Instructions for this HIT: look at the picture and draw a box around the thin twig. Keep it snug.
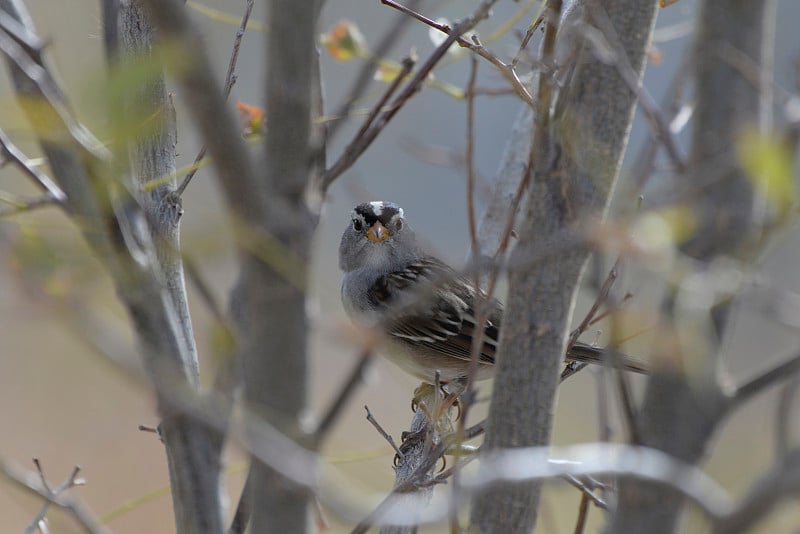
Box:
[352,440,732,531]
[562,474,608,510]
[349,56,415,155]
[511,15,544,69]
[596,260,641,445]
[25,461,85,534]
[320,55,415,191]
[573,493,590,534]
[466,36,536,105]
[100,0,119,62]
[464,0,556,278]
[321,0,501,190]
[313,351,374,447]
[730,349,800,408]
[776,378,799,458]
[176,0,254,196]
[450,51,488,520]
[587,292,633,327]
[472,86,516,97]
[351,432,458,534]
[614,357,640,443]
[0,459,106,534]
[451,52,505,533]
[0,22,109,162]
[325,0,421,142]
[183,255,227,324]
[0,193,58,217]
[631,50,692,191]
[568,258,620,348]
[382,0,535,107]
[365,405,404,458]
[596,365,613,442]
[32,459,54,495]
[465,419,485,440]
[0,128,66,202]
[463,54,483,398]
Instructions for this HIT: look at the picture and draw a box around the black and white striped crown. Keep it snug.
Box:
[352,201,404,226]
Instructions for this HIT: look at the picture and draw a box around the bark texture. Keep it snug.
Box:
[117,3,222,533]
[0,1,224,532]
[471,1,659,531]
[233,1,322,532]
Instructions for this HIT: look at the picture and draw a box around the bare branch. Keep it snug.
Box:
[0,192,57,217]
[475,0,660,530]
[25,461,85,534]
[776,378,799,457]
[0,128,65,202]
[354,386,454,534]
[613,0,778,529]
[561,474,608,510]
[511,15,544,69]
[461,52,494,398]
[0,458,107,534]
[319,0,502,191]
[0,3,230,533]
[472,0,568,529]
[573,493,591,534]
[382,0,535,106]
[568,258,620,347]
[450,54,486,532]
[470,443,731,520]
[100,0,119,63]
[0,15,109,162]
[365,405,405,459]
[176,0,254,196]
[729,349,800,408]
[324,0,421,142]
[319,55,415,195]
[630,49,693,191]
[136,0,259,223]
[327,443,733,530]
[312,351,375,447]
[183,254,227,324]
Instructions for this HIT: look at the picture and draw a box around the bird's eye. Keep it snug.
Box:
[352,219,363,232]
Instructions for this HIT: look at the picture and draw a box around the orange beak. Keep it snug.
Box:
[366,221,389,243]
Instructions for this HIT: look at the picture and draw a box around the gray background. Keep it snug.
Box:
[0,0,798,531]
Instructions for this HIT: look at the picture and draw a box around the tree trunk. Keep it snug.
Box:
[472,1,659,531]
[608,0,775,532]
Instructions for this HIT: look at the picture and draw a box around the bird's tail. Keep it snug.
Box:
[566,342,649,374]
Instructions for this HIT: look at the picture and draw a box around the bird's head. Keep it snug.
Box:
[338,201,419,273]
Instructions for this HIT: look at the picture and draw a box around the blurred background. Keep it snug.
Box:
[1,0,799,532]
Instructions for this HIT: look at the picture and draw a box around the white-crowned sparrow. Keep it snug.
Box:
[339,201,647,384]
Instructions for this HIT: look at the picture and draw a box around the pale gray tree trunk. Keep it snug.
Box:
[130,0,324,531]
[471,1,660,531]
[232,1,323,532]
[0,0,226,532]
[115,3,224,532]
